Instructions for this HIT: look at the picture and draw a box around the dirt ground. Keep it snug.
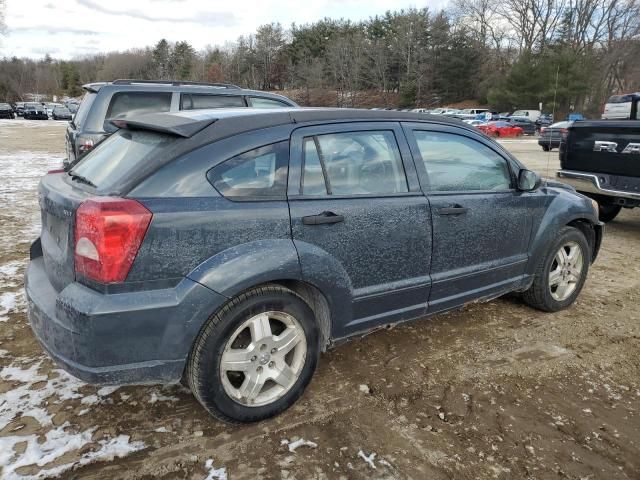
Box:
[0,120,638,480]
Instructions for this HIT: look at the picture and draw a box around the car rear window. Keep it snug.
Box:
[74,92,96,128]
[106,91,172,119]
[70,130,173,190]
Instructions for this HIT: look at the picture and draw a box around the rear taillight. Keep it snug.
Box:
[74,197,152,283]
[78,139,94,154]
[560,128,568,136]
[47,169,64,174]
[540,127,547,134]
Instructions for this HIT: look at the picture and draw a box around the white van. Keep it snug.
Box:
[602,93,640,119]
[511,109,541,122]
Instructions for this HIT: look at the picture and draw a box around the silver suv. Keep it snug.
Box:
[65,79,298,166]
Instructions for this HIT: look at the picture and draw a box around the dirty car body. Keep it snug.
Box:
[26,108,603,422]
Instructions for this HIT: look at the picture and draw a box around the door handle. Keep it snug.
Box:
[302,211,345,225]
[437,205,468,216]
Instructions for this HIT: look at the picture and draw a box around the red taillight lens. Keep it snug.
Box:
[74,198,152,283]
[78,139,94,154]
[47,169,64,174]
[560,128,568,136]
[540,127,547,134]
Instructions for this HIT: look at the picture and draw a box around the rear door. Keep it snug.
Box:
[403,123,531,313]
[287,122,432,337]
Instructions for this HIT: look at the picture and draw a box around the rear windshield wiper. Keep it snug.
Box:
[69,172,97,188]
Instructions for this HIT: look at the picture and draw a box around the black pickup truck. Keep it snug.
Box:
[558,120,640,222]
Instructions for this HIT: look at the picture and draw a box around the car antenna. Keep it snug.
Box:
[546,65,560,180]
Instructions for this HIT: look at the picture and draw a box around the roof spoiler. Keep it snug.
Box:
[109,112,217,137]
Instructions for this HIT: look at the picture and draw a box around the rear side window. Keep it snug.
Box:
[208,141,289,200]
[301,131,408,196]
[70,130,173,190]
[248,97,290,108]
[607,95,633,103]
[413,131,512,192]
[106,92,172,119]
[181,94,244,110]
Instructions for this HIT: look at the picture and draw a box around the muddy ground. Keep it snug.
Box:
[0,121,638,480]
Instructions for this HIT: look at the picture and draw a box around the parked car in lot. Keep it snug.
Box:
[511,109,541,122]
[45,103,63,118]
[477,121,524,137]
[507,117,537,135]
[455,108,490,120]
[538,121,571,151]
[15,102,26,116]
[26,108,602,423]
[463,119,486,127]
[601,92,639,120]
[23,103,48,120]
[558,119,640,222]
[52,105,73,120]
[0,103,15,119]
[65,79,298,167]
[535,113,554,131]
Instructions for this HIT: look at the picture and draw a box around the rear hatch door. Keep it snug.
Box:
[39,173,93,291]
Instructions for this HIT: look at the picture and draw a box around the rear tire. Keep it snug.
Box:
[522,226,590,312]
[187,285,320,423]
[598,202,622,223]
[541,145,550,151]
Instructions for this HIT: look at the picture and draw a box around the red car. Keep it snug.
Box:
[477,121,524,137]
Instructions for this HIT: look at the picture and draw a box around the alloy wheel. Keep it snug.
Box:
[549,241,584,301]
[219,311,307,407]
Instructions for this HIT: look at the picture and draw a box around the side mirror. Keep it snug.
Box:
[517,169,541,191]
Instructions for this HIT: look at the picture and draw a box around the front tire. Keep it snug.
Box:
[187,285,320,423]
[522,226,590,312]
[541,145,550,151]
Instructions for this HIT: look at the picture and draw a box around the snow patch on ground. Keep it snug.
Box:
[0,290,26,322]
[148,391,179,404]
[203,458,227,480]
[358,450,377,469]
[281,438,318,453]
[0,359,145,478]
[0,423,145,480]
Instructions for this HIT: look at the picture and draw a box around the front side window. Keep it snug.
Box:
[249,97,290,108]
[414,131,512,192]
[106,92,171,119]
[181,94,244,110]
[301,131,408,196]
[208,141,289,199]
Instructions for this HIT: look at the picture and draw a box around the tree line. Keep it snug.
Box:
[0,0,638,118]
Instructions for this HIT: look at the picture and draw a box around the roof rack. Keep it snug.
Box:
[111,79,241,89]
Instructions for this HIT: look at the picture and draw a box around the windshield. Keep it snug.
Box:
[70,129,173,190]
[73,92,97,128]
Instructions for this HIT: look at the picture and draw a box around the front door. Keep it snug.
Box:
[287,122,432,338]
[403,123,533,313]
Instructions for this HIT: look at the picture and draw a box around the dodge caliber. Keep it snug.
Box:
[26,108,603,423]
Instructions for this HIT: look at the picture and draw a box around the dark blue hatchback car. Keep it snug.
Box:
[26,108,602,423]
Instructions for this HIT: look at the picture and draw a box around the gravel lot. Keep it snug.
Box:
[0,120,638,479]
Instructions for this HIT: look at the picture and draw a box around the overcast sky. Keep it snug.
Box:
[1,0,450,59]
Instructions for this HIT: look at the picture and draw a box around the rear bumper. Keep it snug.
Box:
[26,256,226,385]
[557,170,640,201]
[538,138,562,147]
